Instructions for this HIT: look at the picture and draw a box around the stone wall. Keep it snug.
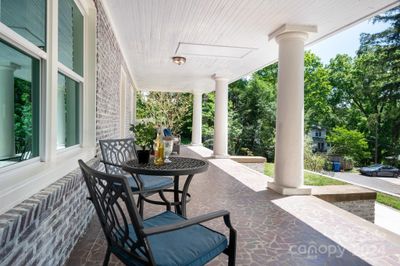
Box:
[0,159,98,266]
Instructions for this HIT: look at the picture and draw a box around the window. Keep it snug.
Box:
[0,0,96,213]
[0,0,47,50]
[0,1,86,165]
[57,73,81,149]
[58,0,84,75]
[0,40,40,168]
[57,0,84,149]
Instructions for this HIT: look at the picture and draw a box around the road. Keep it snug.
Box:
[323,171,400,196]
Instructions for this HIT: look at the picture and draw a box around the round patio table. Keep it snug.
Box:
[122,157,209,217]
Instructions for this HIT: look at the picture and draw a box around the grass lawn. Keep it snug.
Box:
[264,162,400,211]
[377,193,400,211]
[264,163,346,186]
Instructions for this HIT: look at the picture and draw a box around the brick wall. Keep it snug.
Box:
[333,200,375,223]
[0,1,136,265]
[0,159,98,266]
[125,87,133,136]
[95,0,135,147]
[313,185,376,223]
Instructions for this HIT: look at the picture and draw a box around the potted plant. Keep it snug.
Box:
[130,121,155,164]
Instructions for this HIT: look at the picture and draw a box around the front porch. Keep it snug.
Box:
[0,0,399,265]
[67,146,400,265]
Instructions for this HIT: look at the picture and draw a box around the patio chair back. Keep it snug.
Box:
[78,160,155,265]
[99,138,137,175]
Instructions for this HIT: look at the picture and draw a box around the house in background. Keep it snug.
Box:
[309,125,329,153]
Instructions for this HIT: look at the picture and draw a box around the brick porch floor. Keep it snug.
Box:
[66,147,400,265]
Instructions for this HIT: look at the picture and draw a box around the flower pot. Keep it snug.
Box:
[137,150,150,164]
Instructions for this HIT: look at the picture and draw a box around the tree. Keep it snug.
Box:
[327,127,370,165]
[358,6,400,162]
[304,51,333,130]
[228,66,277,160]
[201,92,215,144]
[136,92,192,136]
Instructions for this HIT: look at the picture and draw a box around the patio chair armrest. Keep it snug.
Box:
[142,210,230,236]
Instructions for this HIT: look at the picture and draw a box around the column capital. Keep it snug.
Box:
[211,73,230,81]
[0,63,21,72]
[268,24,317,42]
[192,90,204,96]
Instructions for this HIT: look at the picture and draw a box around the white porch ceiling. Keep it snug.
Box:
[101,0,398,93]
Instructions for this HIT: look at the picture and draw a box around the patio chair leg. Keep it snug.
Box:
[103,246,111,266]
[228,228,237,266]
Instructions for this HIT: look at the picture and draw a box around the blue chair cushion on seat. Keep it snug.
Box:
[145,211,228,266]
[126,175,174,192]
[115,211,228,266]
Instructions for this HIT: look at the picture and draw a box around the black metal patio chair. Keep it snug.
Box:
[79,160,236,266]
[99,138,174,215]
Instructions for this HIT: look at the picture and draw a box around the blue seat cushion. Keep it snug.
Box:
[126,175,173,192]
[146,211,228,265]
[116,211,227,266]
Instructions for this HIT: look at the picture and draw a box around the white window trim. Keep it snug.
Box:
[0,22,47,60]
[58,62,85,83]
[0,0,97,215]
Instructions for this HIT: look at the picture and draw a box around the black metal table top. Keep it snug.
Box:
[122,157,209,176]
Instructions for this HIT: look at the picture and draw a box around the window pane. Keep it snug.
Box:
[0,40,40,168]
[0,0,46,50]
[59,0,83,75]
[57,73,80,149]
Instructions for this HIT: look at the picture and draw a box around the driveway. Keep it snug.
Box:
[326,171,400,196]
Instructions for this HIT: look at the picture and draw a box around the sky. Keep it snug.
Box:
[308,19,390,64]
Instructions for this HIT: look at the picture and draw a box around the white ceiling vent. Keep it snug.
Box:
[176,42,256,59]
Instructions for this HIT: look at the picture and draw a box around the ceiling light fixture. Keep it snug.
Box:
[172,56,186,65]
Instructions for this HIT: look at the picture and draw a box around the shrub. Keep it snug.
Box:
[304,136,327,172]
[327,127,370,165]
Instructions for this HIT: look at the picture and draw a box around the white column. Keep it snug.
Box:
[212,75,229,158]
[0,65,18,158]
[267,26,316,195]
[191,91,203,146]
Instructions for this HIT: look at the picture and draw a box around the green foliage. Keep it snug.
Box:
[202,92,215,142]
[326,6,400,163]
[129,121,155,150]
[228,66,276,160]
[136,92,192,136]
[14,78,32,143]
[304,52,332,130]
[304,136,327,172]
[327,127,370,165]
